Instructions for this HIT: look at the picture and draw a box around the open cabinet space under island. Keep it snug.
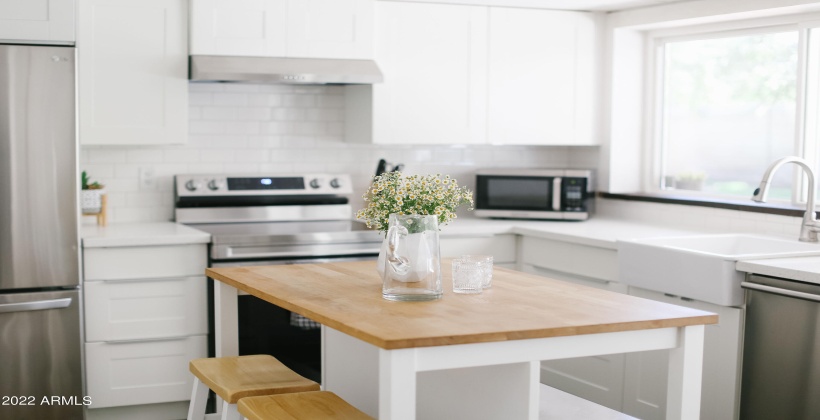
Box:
[207,260,717,420]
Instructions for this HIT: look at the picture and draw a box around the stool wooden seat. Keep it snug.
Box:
[187,355,320,420]
[237,391,373,420]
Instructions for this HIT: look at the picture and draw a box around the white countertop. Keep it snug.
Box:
[736,257,820,285]
[82,218,820,283]
[82,222,211,248]
[441,217,706,249]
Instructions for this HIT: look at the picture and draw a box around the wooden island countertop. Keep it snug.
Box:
[207,260,717,350]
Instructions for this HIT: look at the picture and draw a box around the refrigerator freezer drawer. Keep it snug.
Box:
[84,276,208,342]
[85,335,207,409]
[83,244,207,281]
[0,289,83,420]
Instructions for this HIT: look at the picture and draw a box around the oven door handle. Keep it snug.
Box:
[741,281,820,302]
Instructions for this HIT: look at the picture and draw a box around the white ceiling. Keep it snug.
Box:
[407,0,688,12]
[543,0,685,11]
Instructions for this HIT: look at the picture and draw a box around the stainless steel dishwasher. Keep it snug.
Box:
[740,274,820,420]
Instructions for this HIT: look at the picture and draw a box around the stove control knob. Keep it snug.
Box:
[309,178,321,189]
[330,178,341,189]
[207,179,223,191]
[185,180,201,192]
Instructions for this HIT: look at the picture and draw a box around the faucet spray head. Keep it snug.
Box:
[751,181,768,203]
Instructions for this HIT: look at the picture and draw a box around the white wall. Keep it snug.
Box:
[81,83,599,224]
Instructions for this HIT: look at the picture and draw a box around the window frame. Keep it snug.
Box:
[643,13,820,207]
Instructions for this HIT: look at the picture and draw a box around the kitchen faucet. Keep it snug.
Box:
[752,156,820,242]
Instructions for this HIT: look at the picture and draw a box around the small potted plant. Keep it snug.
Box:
[81,170,105,213]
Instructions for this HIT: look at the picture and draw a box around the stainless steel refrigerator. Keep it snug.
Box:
[0,44,83,419]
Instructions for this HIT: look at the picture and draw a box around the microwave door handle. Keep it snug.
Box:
[552,177,562,211]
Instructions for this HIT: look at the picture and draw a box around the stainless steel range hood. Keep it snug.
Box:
[189,55,383,85]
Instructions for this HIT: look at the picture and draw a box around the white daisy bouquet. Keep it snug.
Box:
[356,172,474,233]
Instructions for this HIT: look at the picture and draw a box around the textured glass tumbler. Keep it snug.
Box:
[451,259,484,294]
[463,255,493,288]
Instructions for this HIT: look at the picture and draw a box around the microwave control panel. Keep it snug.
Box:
[563,178,587,211]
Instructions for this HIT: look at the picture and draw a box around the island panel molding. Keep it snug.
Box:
[206,260,717,350]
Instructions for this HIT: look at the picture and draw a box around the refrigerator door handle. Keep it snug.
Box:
[0,297,72,314]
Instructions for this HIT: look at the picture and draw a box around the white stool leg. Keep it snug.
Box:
[187,378,209,420]
[221,400,241,420]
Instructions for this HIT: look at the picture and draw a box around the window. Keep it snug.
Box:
[654,28,800,201]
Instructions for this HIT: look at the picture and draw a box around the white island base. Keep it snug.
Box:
[321,325,705,420]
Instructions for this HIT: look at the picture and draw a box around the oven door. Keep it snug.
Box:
[207,253,377,385]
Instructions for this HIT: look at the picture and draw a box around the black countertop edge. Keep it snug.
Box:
[598,192,809,218]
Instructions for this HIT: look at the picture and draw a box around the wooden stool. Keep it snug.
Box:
[187,355,320,420]
[237,391,373,420]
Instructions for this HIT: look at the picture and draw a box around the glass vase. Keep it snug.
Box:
[378,214,442,301]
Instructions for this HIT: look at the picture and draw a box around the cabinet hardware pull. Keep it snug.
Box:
[105,336,188,345]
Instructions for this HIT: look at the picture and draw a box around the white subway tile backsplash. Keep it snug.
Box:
[212,92,248,106]
[86,149,127,164]
[82,83,605,224]
[188,92,213,105]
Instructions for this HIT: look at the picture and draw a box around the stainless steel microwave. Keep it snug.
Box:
[474,169,593,220]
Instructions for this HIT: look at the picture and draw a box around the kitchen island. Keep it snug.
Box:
[207,261,717,420]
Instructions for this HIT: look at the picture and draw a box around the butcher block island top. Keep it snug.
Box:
[206,260,718,350]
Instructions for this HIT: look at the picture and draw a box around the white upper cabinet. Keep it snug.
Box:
[0,0,75,44]
[190,0,374,59]
[78,0,188,145]
[488,8,597,145]
[190,0,287,57]
[347,1,598,145]
[347,1,487,145]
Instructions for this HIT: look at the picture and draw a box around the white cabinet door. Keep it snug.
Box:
[190,0,373,59]
[0,0,74,43]
[348,1,487,145]
[83,244,207,281]
[487,8,596,145]
[622,287,743,420]
[84,276,208,342]
[85,335,207,408]
[78,0,188,145]
[287,0,373,59]
[439,234,517,264]
[189,0,287,56]
[519,236,626,411]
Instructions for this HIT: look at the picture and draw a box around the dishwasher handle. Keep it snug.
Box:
[741,281,820,303]
[0,297,72,314]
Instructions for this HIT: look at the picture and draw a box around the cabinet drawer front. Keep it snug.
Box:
[84,276,207,342]
[84,244,207,281]
[521,237,617,281]
[85,335,207,408]
[440,234,516,263]
[521,263,627,294]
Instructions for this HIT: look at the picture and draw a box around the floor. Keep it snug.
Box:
[539,384,637,420]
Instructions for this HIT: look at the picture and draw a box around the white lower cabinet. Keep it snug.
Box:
[85,336,207,409]
[519,235,743,419]
[84,276,207,342]
[83,243,208,417]
[440,234,516,266]
[519,236,626,411]
[622,287,743,420]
